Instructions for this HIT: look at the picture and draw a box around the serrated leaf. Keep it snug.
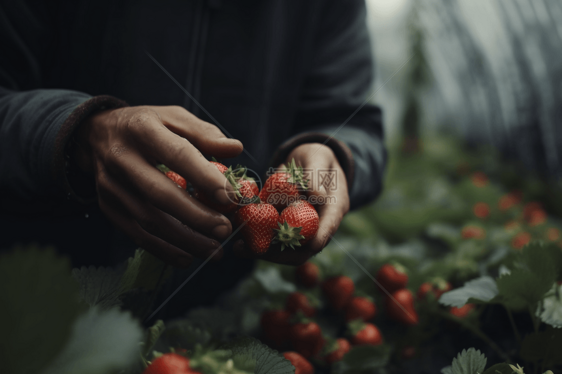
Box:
[451,348,487,374]
[158,320,212,349]
[121,249,173,292]
[72,265,125,310]
[441,367,453,374]
[536,284,562,328]
[41,307,143,374]
[0,247,82,374]
[439,276,498,307]
[482,363,514,374]
[142,320,165,358]
[496,268,552,310]
[520,329,562,365]
[224,337,294,374]
[520,244,557,283]
[254,267,296,294]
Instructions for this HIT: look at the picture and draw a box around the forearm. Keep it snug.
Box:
[0,87,126,201]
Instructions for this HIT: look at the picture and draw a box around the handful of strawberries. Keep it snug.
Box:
[159,158,320,254]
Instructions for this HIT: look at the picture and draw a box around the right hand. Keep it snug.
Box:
[72,105,243,268]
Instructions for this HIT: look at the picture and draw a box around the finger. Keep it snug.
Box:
[97,169,224,260]
[124,109,236,205]
[98,197,194,269]
[149,105,243,158]
[104,151,233,239]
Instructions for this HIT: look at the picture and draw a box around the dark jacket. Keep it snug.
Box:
[0,0,386,308]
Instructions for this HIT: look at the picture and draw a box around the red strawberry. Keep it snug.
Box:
[286,292,317,317]
[450,304,475,318]
[375,263,408,294]
[417,278,452,301]
[344,296,377,322]
[289,321,323,358]
[275,200,319,250]
[233,201,279,254]
[324,338,351,364]
[348,321,383,346]
[547,228,560,241]
[296,262,320,288]
[194,161,256,214]
[511,232,531,250]
[165,171,187,190]
[386,289,418,325]
[471,172,488,188]
[261,310,291,348]
[143,353,195,374]
[461,225,486,239]
[259,159,309,210]
[322,276,355,311]
[283,352,315,374]
[473,202,490,219]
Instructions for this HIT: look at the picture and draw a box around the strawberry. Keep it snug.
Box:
[282,352,315,374]
[450,304,475,318]
[157,164,187,190]
[511,232,531,250]
[233,200,279,254]
[275,200,319,250]
[461,225,486,239]
[289,321,323,358]
[194,160,257,214]
[286,292,317,317]
[471,172,488,188]
[473,202,490,219]
[260,309,291,348]
[322,276,355,311]
[344,296,377,322]
[348,321,383,346]
[498,193,520,211]
[143,353,197,374]
[296,262,320,288]
[259,158,309,211]
[417,278,452,301]
[547,228,560,241]
[324,338,351,364]
[386,289,418,325]
[375,263,408,294]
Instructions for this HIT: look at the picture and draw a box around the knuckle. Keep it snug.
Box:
[126,108,158,132]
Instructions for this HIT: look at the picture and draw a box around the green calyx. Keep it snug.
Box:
[347,320,366,336]
[274,221,305,251]
[224,166,244,199]
[284,158,309,190]
[156,164,171,173]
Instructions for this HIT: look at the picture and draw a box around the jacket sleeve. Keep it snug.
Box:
[0,1,126,203]
[272,0,387,211]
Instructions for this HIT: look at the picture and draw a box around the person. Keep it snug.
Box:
[0,0,386,313]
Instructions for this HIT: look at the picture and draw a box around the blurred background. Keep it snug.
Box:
[366,0,562,179]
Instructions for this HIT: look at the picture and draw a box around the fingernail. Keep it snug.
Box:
[212,224,230,239]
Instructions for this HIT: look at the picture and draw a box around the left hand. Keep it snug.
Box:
[233,142,350,265]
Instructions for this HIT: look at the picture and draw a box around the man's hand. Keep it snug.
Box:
[233,143,350,265]
[72,105,243,268]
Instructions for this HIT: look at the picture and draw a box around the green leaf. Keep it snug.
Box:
[121,249,173,292]
[41,307,143,374]
[482,363,515,374]
[142,320,165,358]
[495,268,551,310]
[0,246,82,374]
[536,283,562,328]
[224,337,294,374]
[441,367,453,374]
[520,329,562,365]
[159,320,212,349]
[450,348,487,374]
[331,345,392,374]
[439,276,498,307]
[254,267,296,294]
[72,265,125,310]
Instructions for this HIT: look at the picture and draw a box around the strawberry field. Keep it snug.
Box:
[2,136,562,374]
